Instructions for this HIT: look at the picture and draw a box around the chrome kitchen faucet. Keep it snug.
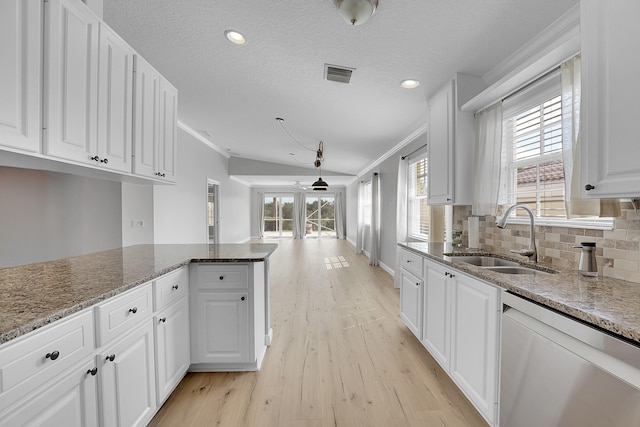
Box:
[496,204,537,263]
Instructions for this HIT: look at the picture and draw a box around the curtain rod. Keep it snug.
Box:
[401,143,428,160]
[502,65,561,103]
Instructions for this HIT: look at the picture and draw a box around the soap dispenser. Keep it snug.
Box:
[573,242,598,277]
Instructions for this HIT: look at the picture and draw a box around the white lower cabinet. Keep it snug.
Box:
[399,250,501,427]
[190,263,267,371]
[400,268,423,340]
[99,319,157,427]
[422,261,450,371]
[450,271,500,426]
[155,296,190,404]
[0,358,99,427]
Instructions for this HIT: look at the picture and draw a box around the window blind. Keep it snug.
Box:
[408,158,429,238]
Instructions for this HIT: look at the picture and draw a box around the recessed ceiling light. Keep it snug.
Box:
[401,79,420,89]
[225,30,246,45]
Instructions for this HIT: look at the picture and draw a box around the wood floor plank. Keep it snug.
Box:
[149,239,487,427]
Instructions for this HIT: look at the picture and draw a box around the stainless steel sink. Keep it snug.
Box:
[449,256,521,267]
[483,266,551,275]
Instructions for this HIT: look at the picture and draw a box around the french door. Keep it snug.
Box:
[264,195,294,237]
[306,195,335,238]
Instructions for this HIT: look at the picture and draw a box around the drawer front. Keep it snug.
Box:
[399,249,423,277]
[96,282,153,346]
[154,267,188,311]
[0,309,94,412]
[192,264,249,290]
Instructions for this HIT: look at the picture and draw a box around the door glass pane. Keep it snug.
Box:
[306,197,319,236]
[320,196,335,237]
[264,196,278,234]
[280,196,294,237]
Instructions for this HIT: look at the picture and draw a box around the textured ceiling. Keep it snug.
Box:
[103,0,578,180]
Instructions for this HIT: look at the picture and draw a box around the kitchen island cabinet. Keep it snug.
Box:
[190,263,267,371]
[0,243,277,426]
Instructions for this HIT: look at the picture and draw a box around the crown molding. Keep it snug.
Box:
[178,120,231,159]
[355,121,428,179]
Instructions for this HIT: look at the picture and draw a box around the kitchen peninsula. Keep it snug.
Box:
[0,243,277,426]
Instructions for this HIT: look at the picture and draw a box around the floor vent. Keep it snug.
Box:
[325,64,355,84]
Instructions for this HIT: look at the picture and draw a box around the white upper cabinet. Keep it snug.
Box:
[0,0,42,153]
[427,74,485,205]
[44,0,100,164]
[97,23,134,173]
[581,1,640,198]
[133,56,178,182]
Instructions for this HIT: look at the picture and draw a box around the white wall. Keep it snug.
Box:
[154,128,252,244]
[346,180,358,245]
[0,167,122,268]
[121,183,154,246]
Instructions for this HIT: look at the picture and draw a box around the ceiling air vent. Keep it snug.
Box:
[325,64,355,84]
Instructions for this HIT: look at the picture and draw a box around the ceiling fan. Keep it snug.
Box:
[294,181,310,190]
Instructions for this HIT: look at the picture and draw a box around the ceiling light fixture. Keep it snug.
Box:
[334,0,379,26]
[276,118,329,189]
[401,79,420,89]
[225,30,246,45]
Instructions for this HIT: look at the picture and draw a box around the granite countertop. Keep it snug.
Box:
[0,243,278,345]
[399,241,640,345]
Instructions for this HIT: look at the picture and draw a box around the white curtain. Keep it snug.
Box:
[473,102,503,216]
[561,55,621,218]
[335,191,346,239]
[257,192,264,238]
[356,181,364,254]
[394,157,408,288]
[369,173,380,266]
[293,192,306,239]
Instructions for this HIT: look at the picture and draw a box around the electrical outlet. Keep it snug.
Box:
[131,220,144,228]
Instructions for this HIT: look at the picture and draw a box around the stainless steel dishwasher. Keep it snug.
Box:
[500,292,640,427]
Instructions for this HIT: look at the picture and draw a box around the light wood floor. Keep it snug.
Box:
[149,239,487,427]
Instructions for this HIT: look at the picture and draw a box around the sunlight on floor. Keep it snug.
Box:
[324,255,350,269]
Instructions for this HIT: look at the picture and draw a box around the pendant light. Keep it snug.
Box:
[334,0,379,26]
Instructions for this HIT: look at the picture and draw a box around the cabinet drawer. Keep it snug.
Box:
[399,249,423,277]
[0,309,94,413]
[154,267,188,311]
[191,264,249,290]
[95,282,153,346]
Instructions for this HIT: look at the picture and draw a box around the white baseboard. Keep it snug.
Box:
[379,261,395,278]
[346,237,356,247]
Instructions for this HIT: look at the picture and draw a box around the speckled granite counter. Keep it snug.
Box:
[399,241,640,345]
[0,243,277,345]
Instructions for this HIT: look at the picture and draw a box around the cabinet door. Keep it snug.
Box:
[0,359,99,427]
[400,269,423,340]
[450,273,499,426]
[133,55,160,179]
[158,77,178,182]
[581,1,640,198]
[44,0,99,164]
[155,297,190,403]
[422,261,450,371]
[0,0,41,153]
[97,22,133,173]
[99,320,157,427]
[427,80,454,204]
[192,291,250,364]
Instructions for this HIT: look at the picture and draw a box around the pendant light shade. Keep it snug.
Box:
[312,177,328,191]
[334,0,379,26]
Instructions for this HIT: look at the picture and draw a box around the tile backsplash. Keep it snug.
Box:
[452,202,640,284]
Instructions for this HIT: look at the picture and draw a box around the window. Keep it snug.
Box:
[499,72,612,228]
[502,93,565,218]
[408,156,429,239]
